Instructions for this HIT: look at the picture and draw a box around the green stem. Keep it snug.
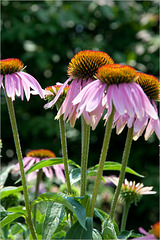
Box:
[80,116,90,196]
[59,116,72,195]
[33,169,43,226]
[109,126,133,220]
[4,91,37,240]
[120,200,131,231]
[89,106,115,217]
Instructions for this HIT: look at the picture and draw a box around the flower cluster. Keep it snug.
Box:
[44,50,160,139]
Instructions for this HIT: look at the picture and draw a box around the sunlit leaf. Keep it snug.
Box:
[90,162,144,178]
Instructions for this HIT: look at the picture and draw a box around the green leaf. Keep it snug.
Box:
[70,168,81,185]
[0,186,24,200]
[7,206,27,216]
[0,213,26,228]
[70,168,106,185]
[65,217,93,239]
[31,192,86,229]
[10,222,27,236]
[118,230,133,239]
[0,165,14,186]
[26,158,80,175]
[42,202,65,240]
[102,216,118,239]
[93,228,102,239]
[0,205,8,220]
[90,161,144,178]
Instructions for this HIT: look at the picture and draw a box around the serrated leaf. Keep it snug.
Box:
[31,192,86,229]
[0,165,14,186]
[65,217,93,239]
[118,230,133,239]
[0,213,26,228]
[42,202,65,240]
[90,161,144,178]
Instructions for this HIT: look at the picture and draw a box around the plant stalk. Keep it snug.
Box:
[89,107,115,217]
[59,116,72,195]
[120,200,131,231]
[109,126,133,220]
[33,169,43,226]
[80,116,90,196]
[4,91,37,240]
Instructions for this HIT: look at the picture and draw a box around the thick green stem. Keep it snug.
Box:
[109,126,133,220]
[120,200,131,231]
[59,116,72,195]
[80,116,90,196]
[33,169,43,226]
[89,107,115,217]
[4,91,37,240]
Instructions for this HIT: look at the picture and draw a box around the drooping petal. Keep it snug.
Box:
[43,167,53,180]
[44,77,72,109]
[111,84,126,115]
[18,72,44,99]
[5,74,15,100]
[134,83,158,120]
[86,82,106,112]
[13,73,24,99]
[53,165,65,183]
[0,75,3,88]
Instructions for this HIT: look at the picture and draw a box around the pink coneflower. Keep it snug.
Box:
[109,176,156,204]
[45,83,69,109]
[131,221,160,240]
[73,64,158,130]
[14,149,65,183]
[114,73,160,140]
[44,50,114,127]
[0,58,44,100]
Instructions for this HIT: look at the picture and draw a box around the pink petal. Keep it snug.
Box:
[13,74,24,99]
[5,74,15,100]
[0,75,3,88]
[119,84,135,117]
[53,165,65,183]
[134,83,158,120]
[111,84,126,115]
[18,72,44,99]
[44,77,72,109]
[43,167,53,180]
[86,83,106,112]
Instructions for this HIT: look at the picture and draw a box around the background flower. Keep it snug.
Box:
[13,149,65,183]
[109,176,156,204]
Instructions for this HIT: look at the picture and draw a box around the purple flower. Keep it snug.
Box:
[73,64,158,131]
[44,50,114,127]
[0,58,44,100]
[13,149,65,183]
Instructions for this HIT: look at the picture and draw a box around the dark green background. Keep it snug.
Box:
[1,0,159,232]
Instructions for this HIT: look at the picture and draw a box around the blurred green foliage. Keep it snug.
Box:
[1,0,159,232]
